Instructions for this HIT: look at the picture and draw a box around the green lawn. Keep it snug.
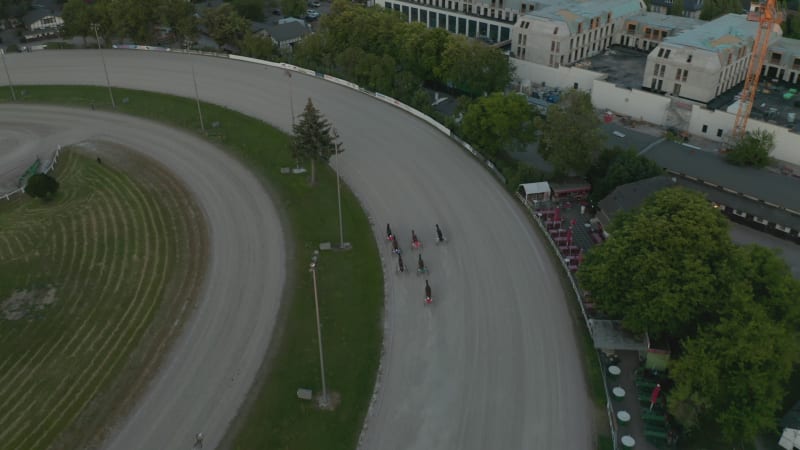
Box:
[0,150,204,450]
[1,86,384,449]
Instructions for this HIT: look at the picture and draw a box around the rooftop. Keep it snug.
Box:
[584,45,649,90]
[525,0,645,34]
[625,11,703,32]
[769,36,800,62]
[664,13,761,52]
[711,78,800,132]
[648,0,703,10]
[267,21,310,43]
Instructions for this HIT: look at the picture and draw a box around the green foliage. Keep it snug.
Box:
[111,0,162,43]
[587,147,663,202]
[280,0,307,19]
[290,98,337,185]
[700,0,743,20]
[291,0,511,99]
[578,188,734,339]
[239,32,278,60]
[669,0,684,16]
[726,129,775,168]
[668,305,799,443]
[231,0,265,22]
[537,89,603,176]
[25,173,59,200]
[460,93,537,159]
[203,3,250,46]
[434,34,513,96]
[61,0,93,40]
[161,0,198,41]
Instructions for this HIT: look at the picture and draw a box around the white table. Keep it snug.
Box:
[617,410,631,423]
[608,365,621,376]
[612,386,626,399]
[621,435,636,447]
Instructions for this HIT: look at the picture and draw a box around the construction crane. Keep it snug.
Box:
[732,0,783,140]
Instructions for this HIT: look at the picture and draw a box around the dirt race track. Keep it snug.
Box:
[0,50,592,450]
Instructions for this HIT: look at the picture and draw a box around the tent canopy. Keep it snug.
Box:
[519,182,550,197]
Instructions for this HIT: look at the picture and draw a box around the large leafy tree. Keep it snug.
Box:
[726,129,775,168]
[203,3,249,47]
[460,93,537,159]
[435,35,512,96]
[291,99,336,185]
[25,173,59,200]
[231,0,265,22]
[61,0,93,45]
[239,32,278,60]
[161,0,197,43]
[588,148,663,202]
[110,0,162,43]
[669,0,684,16]
[280,0,307,19]
[537,89,604,176]
[700,0,743,20]
[578,188,735,339]
[668,306,799,444]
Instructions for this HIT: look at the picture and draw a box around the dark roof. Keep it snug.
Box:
[648,0,703,11]
[597,176,675,225]
[250,21,268,33]
[597,175,800,231]
[783,401,800,429]
[646,141,800,213]
[267,21,309,43]
[23,9,59,27]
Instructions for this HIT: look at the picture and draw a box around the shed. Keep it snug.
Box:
[268,21,310,49]
[779,401,800,450]
[23,9,63,32]
[550,180,591,201]
[518,181,551,204]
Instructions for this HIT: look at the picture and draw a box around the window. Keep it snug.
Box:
[717,129,723,137]
[793,57,800,70]
[687,54,692,63]
[651,78,657,90]
[660,65,665,77]
[673,83,681,96]
[658,48,664,57]
[702,124,708,133]
[578,23,582,33]
[682,70,688,82]
[676,68,682,80]
[727,53,732,65]
[664,49,671,58]
[553,27,558,34]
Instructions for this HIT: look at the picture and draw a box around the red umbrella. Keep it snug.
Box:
[566,227,573,247]
[554,207,561,222]
[649,384,662,410]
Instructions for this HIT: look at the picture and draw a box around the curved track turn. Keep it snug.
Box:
[2,50,592,449]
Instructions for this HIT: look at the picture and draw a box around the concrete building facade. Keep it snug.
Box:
[642,13,780,103]
[511,0,646,67]
[647,0,705,19]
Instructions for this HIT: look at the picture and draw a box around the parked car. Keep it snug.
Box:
[309,0,321,6]
[305,9,320,20]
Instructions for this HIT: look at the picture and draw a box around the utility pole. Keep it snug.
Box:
[284,69,295,127]
[309,252,329,408]
[191,64,205,132]
[332,129,345,249]
[91,23,116,108]
[0,49,15,101]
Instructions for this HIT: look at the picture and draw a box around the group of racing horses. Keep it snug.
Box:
[386,223,446,304]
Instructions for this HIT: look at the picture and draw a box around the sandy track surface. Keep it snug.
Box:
[0,105,285,450]
[2,50,592,449]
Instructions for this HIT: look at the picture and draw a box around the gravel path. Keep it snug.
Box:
[2,50,592,450]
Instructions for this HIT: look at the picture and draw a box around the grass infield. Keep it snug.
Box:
[1,86,384,450]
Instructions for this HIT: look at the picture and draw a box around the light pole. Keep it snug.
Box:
[309,252,329,407]
[191,64,205,132]
[332,129,345,249]
[284,69,295,127]
[0,49,15,101]
[91,23,116,109]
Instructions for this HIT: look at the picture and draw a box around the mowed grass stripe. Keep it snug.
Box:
[0,151,188,450]
[3,162,158,448]
[21,160,178,449]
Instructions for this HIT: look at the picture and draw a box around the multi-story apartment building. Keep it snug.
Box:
[647,0,705,19]
[511,0,646,67]
[643,13,779,102]
[763,37,800,84]
[617,12,702,52]
[378,0,520,44]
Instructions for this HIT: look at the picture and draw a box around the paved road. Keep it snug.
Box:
[0,105,285,450]
[2,50,593,449]
[729,222,800,279]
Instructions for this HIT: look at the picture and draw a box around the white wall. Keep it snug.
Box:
[511,58,605,91]
[591,80,671,124]
[689,104,800,166]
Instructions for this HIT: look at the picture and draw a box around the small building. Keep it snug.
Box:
[23,9,63,32]
[646,0,704,19]
[550,180,592,201]
[779,401,800,450]
[268,21,310,49]
[518,181,551,204]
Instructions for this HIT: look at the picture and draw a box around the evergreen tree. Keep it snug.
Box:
[290,99,336,185]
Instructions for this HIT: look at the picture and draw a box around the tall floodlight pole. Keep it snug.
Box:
[91,23,116,109]
[0,49,15,101]
[332,129,344,249]
[191,64,205,132]
[284,69,295,127]
[309,252,329,408]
